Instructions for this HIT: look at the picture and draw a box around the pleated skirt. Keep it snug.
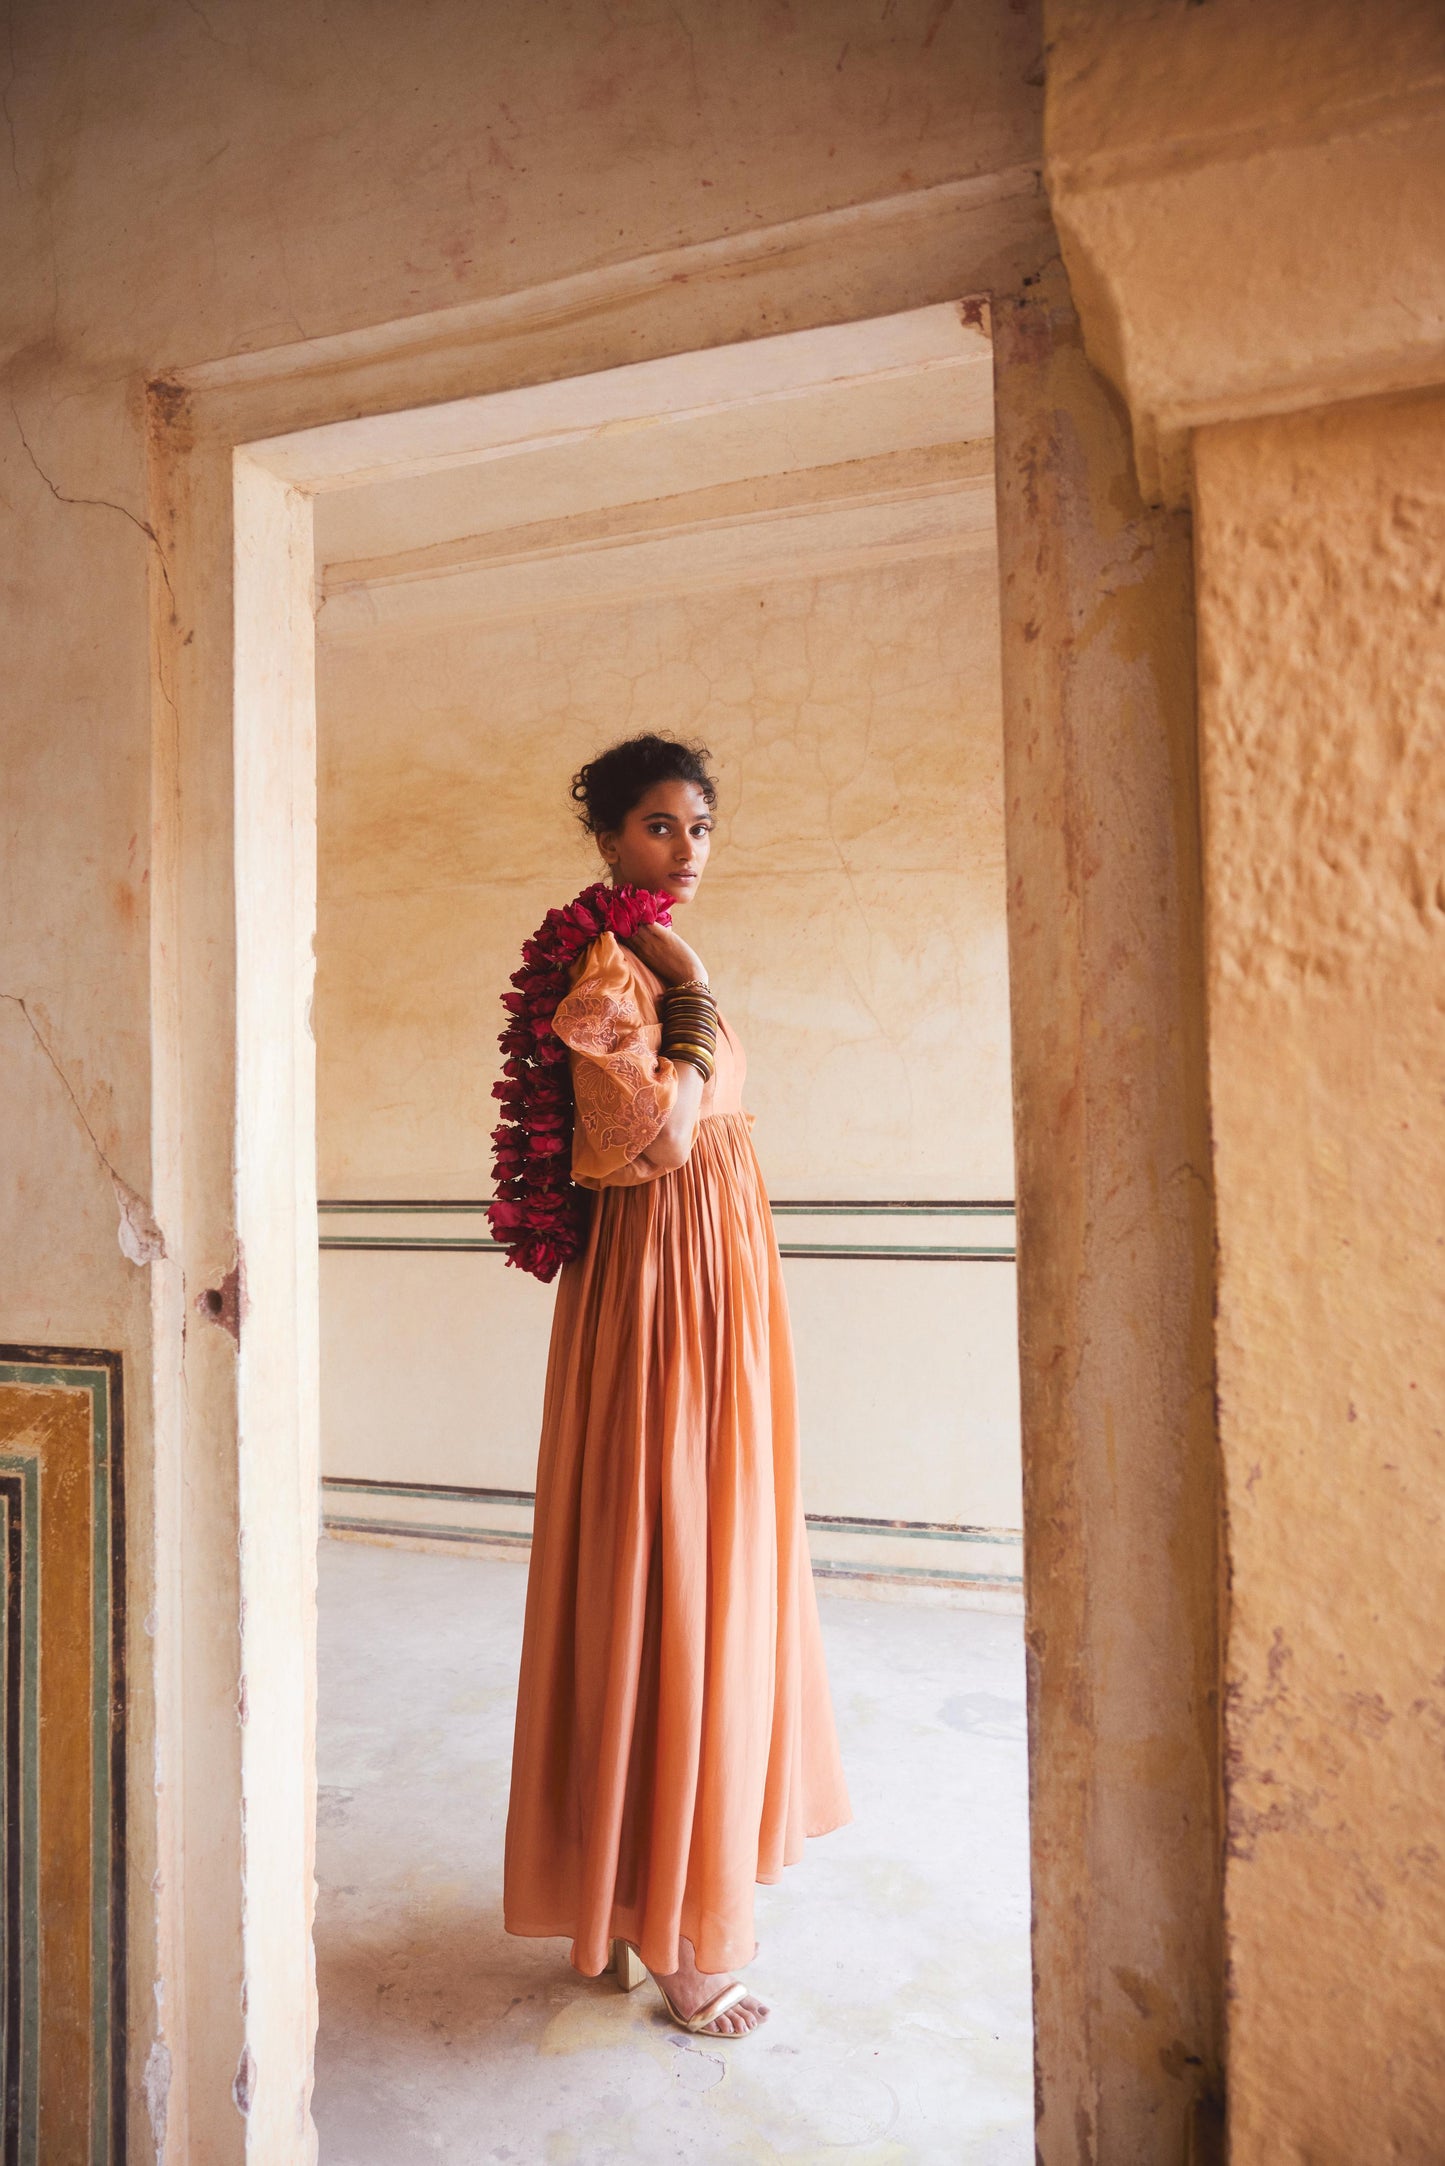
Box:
[503,1110,851,1977]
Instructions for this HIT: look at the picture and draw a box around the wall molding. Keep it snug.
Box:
[320,1474,1024,1608]
[319,1197,1017,1263]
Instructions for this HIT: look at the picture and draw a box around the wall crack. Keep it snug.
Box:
[1,990,167,1263]
[9,400,176,609]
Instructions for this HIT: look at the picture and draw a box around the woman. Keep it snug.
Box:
[502,733,850,2039]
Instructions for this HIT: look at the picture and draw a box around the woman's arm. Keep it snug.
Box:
[641,1062,705,1169]
[624,920,711,1170]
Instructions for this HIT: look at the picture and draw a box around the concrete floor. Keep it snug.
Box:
[314,1538,1033,2164]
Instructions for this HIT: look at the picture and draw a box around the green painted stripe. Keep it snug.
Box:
[319,1476,1021,1547]
[324,1516,533,1550]
[779,1244,1014,1261]
[321,1511,1022,1592]
[321,1235,504,1250]
[323,1477,535,1507]
[0,1490,10,2138]
[0,1448,42,2166]
[318,1197,1016,1217]
[806,1520,1022,1548]
[318,1234,1014,1260]
[0,1360,116,2166]
[85,1367,114,2166]
[811,1559,1023,1590]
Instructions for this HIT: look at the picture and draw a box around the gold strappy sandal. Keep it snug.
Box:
[608,1937,752,2035]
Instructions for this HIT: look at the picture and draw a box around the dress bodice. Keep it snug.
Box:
[552,931,748,1189]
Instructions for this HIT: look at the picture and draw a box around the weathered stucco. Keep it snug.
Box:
[311,394,1023,1587]
[1,7,1046,2156]
[316,556,1011,1202]
[1043,0,1445,2155]
[1195,392,1445,2161]
[994,267,1221,2165]
[1045,0,1445,503]
[20,0,1445,2157]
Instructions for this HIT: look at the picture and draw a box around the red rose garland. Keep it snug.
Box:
[486,880,675,1282]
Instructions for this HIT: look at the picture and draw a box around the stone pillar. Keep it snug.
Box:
[1193,393,1445,2160]
[993,268,1222,2164]
[1043,4,1445,2154]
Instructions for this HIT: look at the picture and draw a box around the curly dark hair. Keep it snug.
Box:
[570,733,718,836]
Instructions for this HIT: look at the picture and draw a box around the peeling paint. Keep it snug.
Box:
[113,1173,167,1264]
[0,991,168,1264]
[143,2039,171,2155]
[232,2044,255,2117]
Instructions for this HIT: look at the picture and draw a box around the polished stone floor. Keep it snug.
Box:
[314,1538,1032,2164]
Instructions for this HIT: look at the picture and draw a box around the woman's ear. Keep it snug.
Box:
[596,828,620,868]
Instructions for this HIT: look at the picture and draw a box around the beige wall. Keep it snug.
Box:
[993,269,1221,2163]
[20,0,1445,2159]
[0,4,1046,2153]
[1195,390,1445,2162]
[313,535,1023,1586]
[1045,2,1445,2158]
[316,555,1011,1202]
[1045,0,1445,503]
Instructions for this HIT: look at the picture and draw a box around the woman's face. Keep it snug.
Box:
[598,780,714,907]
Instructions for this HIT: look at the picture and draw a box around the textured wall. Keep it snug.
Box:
[316,556,1011,1201]
[1045,0,1445,501]
[1195,392,1445,2161]
[0,6,1045,2153]
[994,269,1221,2163]
[314,546,1022,1558]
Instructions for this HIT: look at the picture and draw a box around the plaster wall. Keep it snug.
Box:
[315,559,1012,1200]
[1194,392,1445,2161]
[1041,8,1445,2155]
[1044,0,1445,502]
[312,547,1023,1558]
[0,5,1046,2155]
[993,270,1220,2163]
[3,1,1250,2157]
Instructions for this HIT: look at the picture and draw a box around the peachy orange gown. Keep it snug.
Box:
[503,930,851,1978]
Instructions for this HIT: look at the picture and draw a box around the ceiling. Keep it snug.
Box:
[311,304,997,634]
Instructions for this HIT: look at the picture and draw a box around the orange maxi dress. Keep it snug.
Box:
[503,930,851,1978]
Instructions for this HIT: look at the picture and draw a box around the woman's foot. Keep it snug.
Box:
[652,1937,769,2037]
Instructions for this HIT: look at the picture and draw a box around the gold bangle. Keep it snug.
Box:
[666,976,712,997]
[664,1041,715,1076]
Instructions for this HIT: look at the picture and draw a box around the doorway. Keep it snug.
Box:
[296,304,1032,2154]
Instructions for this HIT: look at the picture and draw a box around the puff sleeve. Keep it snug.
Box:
[552,932,694,1188]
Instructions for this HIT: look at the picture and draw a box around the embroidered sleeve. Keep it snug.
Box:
[552,932,686,1187]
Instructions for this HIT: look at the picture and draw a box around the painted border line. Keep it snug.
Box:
[319,1476,1023,1592]
[0,1351,125,2166]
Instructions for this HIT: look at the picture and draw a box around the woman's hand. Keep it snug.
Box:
[625,922,708,988]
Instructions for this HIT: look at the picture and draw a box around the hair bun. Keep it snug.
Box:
[571,732,717,834]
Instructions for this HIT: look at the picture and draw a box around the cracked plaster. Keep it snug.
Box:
[313,518,1020,1550]
[315,550,1010,1203]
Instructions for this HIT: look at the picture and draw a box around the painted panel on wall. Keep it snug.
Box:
[0,1350,124,2166]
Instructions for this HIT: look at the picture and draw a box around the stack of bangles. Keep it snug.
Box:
[660,977,719,1083]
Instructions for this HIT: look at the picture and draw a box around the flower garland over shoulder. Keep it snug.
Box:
[486,879,674,1282]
